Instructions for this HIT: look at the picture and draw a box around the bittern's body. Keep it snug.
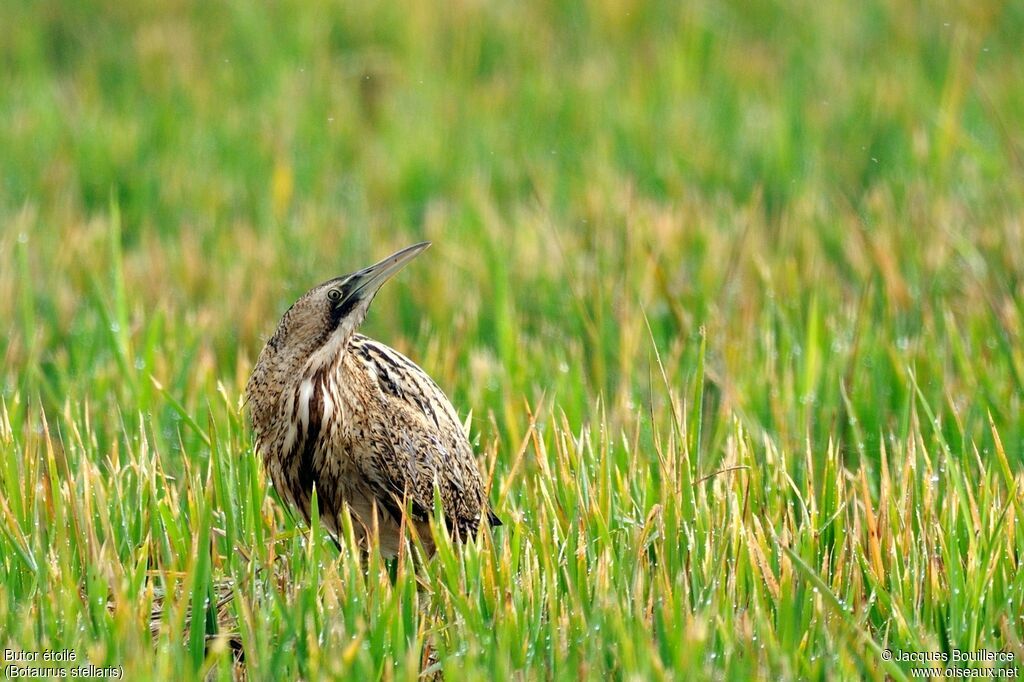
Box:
[246,243,498,556]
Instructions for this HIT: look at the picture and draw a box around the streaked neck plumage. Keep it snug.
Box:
[248,296,372,444]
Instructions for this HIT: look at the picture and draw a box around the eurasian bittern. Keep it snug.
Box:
[246,242,500,556]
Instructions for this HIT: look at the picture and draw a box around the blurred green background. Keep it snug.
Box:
[3,0,1022,427]
[1,0,1023,679]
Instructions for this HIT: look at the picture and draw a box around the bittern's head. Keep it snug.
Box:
[266,241,430,369]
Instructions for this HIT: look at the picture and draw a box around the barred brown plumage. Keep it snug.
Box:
[246,242,500,557]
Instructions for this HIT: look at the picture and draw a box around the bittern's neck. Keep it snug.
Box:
[302,326,355,379]
[305,302,370,374]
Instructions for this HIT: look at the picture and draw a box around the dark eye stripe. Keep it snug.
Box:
[333,294,360,321]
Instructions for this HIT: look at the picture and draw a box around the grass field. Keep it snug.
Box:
[2,0,1024,679]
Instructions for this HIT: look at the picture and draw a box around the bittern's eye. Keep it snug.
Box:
[327,288,342,302]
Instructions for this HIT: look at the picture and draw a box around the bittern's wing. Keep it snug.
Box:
[346,335,490,535]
